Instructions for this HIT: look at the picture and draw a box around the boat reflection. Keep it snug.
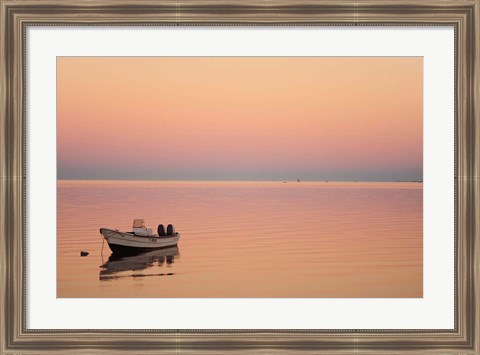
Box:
[99,247,179,281]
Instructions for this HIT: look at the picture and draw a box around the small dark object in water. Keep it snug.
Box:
[80,251,89,257]
[167,224,175,236]
[157,224,166,236]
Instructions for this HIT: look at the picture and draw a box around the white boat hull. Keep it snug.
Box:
[100,228,180,254]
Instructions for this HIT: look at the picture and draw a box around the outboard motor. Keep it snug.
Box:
[167,224,175,236]
[157,224,166,237]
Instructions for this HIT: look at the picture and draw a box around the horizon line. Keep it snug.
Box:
[57,178,423,183]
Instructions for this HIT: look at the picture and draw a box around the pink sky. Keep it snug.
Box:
[57,57,422,181]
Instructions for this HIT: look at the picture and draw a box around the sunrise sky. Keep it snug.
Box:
[57,57,422,181]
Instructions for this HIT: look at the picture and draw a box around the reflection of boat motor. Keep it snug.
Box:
[167,224,175,236]
[157,224,166,236]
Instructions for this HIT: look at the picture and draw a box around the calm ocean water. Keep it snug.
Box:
[57,180,422,298]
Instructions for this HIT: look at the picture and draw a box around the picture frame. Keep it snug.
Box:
[1,0,479,353]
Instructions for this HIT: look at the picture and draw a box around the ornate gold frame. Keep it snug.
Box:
[1,0,479,353]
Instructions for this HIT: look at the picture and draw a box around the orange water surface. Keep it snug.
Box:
[57,180,422,298]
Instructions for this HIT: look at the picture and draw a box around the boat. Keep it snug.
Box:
[100,219,180,255]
